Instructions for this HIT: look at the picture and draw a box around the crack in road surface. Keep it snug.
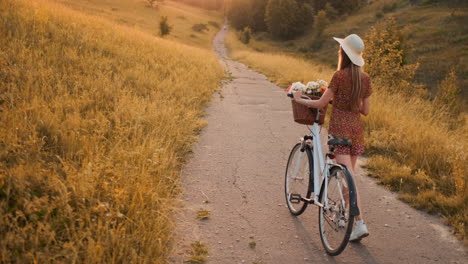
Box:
[171,27,467,264]
[232,158,248,204]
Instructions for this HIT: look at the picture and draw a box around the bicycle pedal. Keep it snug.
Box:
[289,193,302,204]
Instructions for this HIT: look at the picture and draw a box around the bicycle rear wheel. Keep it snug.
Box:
[318,166,354,255]
[284,142,313,216]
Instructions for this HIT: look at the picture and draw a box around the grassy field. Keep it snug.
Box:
[0,0,223,262]
[250,0,468,98]
[54,0,223,49]
[225,21,467,243]
[225,31,335,86]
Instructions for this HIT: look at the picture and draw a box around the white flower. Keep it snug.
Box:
[317,80,328,87]
[306,81,320,90]
[291,82,306,92]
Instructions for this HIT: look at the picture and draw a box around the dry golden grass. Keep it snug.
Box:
[0,0,223,262]
[55,0,223,49]
[225,29,468,243]
[363,88,467,242]
[196,209,210,220]
[225,31,335,87]
[187,240,208,263]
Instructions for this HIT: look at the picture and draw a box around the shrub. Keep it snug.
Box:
[434,70,463,117]
[309,38,324,51]
[192,23,208,32]
[208,21,220,28]
[239,26,252,44]
[324,2,338,19]
[314,10,329,36]
[159,16,172,37]
[363,17,418,92]
[382,2,397,13]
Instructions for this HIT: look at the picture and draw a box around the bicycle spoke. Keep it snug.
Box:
[319,166,355,256]
[285,143,312,216]
[323,212,339,232]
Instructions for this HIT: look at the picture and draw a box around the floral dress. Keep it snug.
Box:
[328,67,372,156]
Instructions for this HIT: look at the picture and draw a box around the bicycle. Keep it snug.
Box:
[284,94,360,256]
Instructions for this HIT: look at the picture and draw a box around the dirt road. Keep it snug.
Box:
[171,28,467,263]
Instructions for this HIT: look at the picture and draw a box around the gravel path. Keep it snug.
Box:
[170,27,467,264]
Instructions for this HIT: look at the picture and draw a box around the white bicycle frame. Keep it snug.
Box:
[311,116,327,204]
[297,108,347,210]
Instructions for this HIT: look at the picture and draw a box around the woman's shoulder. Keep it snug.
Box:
[332,69,348,79]
[334,68,348,75]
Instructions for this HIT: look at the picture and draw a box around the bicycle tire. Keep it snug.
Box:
[318,166,355,255]
[284,142,313,216]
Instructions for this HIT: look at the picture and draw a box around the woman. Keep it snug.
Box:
[292,34,372,242]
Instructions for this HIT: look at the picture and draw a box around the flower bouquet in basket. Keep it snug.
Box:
[286,80,329,125]
[286,80,328,97]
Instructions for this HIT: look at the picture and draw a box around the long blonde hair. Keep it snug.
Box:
[337,47,362,112]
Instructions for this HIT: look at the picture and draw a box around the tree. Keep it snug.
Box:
[313,10,328,36]
[265,0,304,40]
[311,0,327,12]
[227,0,250,30]
[239,26,252,44]
[249,0,269,32]
[329,0,366,15]
[159,16,172,37]
[298,2,314,29]
[363,17,418,92]
[324,2,338,19]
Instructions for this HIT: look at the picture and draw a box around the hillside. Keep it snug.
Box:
[239,0,468,98]
[0,0,223,262]
[54,0,223,49]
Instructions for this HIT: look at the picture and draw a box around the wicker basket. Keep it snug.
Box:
[291,94,327,125]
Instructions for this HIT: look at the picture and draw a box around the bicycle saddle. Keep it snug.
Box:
[327,135,351,146]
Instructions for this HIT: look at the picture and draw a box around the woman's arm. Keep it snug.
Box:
[292,88,333,109]
[360,97,370,116]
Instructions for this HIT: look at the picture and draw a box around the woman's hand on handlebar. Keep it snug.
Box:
[292,90,303,100]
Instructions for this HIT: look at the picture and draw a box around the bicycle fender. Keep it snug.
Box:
[333,164,360,217]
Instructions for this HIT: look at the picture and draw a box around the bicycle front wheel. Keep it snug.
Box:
[318,166,354,256]
[284,143,313,216]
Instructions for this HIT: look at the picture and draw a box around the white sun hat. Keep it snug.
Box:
[333,34,365,67]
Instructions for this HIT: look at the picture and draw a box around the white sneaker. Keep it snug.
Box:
[349,223,369,242]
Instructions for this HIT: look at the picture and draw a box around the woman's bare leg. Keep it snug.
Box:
[335,154,352,172]
[351,155,358,171]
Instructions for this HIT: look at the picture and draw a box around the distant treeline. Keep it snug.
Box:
[173,0,224,10]
[227,0,367,40]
